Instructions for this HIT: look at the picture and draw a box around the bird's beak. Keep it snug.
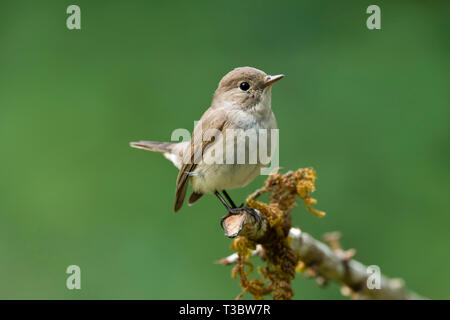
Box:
[263,74,284,88]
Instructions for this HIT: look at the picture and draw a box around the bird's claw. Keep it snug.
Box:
[220,206,261,230]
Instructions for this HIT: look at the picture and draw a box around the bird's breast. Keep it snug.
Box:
[189,108,278,194]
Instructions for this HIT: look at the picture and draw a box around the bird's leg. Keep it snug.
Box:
[215,191,261,228]
[221,190,237,208]
[215,191,233,211]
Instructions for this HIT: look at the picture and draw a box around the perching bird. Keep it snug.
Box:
[131,67,283,220]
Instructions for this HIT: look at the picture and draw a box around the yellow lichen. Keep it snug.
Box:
[230,168,325,300]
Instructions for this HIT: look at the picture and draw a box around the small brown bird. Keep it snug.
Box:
[131,67,283,220]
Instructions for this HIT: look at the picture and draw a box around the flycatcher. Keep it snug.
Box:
[131,67,284,221]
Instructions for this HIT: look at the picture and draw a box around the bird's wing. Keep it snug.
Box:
[174,107,229,212]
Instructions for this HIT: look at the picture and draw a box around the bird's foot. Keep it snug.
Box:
[220,206,259,226]
[220,206,262,238]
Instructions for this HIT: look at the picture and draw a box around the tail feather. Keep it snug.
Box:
[131,140,186,169]
[130,141,174,153]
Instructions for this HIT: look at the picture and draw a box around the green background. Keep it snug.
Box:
[0,0,449,299]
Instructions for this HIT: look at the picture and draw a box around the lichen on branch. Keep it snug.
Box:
[224,168,325,300]
[219,168,424,300]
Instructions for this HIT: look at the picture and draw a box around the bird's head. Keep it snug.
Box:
[212,67,284,113]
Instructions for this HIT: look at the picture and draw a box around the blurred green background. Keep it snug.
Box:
[0,0,449,299]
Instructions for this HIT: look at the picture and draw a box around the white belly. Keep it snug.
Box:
[191,163,261,194]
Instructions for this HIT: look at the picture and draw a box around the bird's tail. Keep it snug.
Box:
[130,140,187,169]
[130,140,175,153]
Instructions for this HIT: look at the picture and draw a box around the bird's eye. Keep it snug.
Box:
[239,82,250,91]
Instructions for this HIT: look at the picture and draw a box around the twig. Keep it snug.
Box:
[216,245,264,266]
[219,222,424,300]
[218,168,425,300]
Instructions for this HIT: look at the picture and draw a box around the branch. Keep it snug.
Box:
[218,168,425,300]
[220,224,424,300]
